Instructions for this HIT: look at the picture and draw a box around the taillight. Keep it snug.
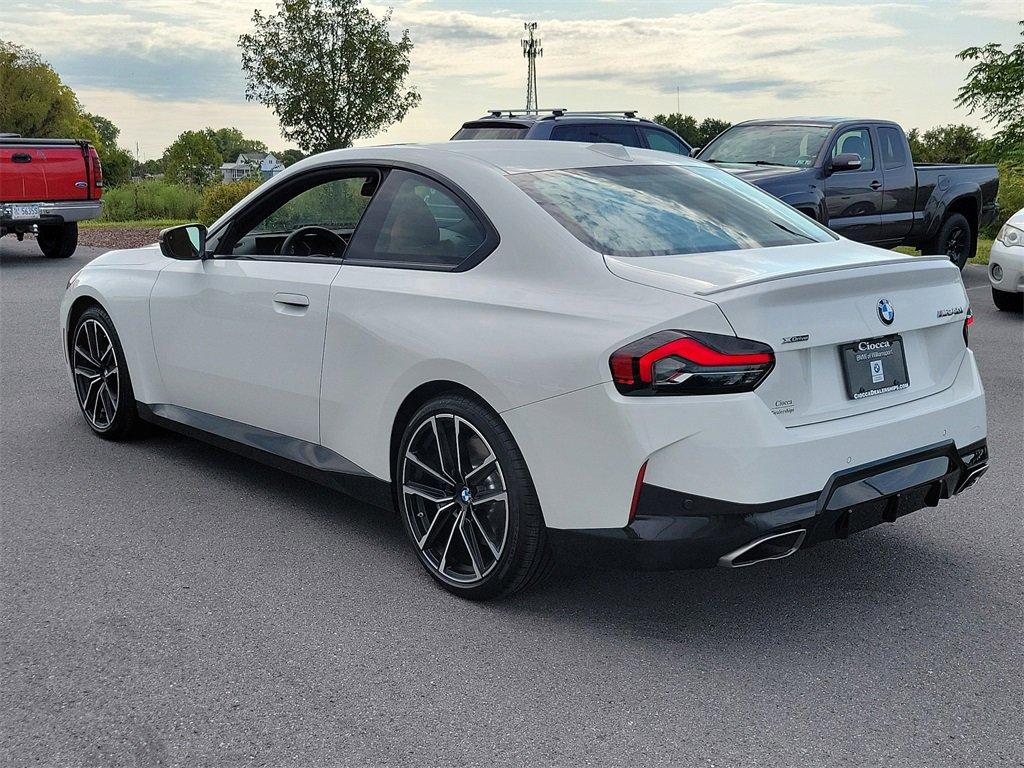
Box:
[610,330,775,396]
[91,149,103,189]
[963,307,973,347]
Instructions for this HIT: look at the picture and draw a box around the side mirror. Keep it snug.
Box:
[690,147,702,157]
[829,153,862,173]
[159,223,207,260]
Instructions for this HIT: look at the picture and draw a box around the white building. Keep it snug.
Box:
[219,152,285,183]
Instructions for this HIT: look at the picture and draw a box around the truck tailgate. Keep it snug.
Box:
[0,142,91,203]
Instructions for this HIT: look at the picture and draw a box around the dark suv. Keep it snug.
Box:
[451,110,692,155]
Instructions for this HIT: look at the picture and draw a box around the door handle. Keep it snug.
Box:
[11,153,32,163]
[273,292,309,307]
[869,180,882,190]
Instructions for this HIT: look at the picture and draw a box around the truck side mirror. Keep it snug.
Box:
[159,223,207,260]
[829,153,862,173]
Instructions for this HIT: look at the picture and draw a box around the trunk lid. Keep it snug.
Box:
[605,242,969,426]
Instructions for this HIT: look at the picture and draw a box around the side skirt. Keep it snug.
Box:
[136,403,394,511]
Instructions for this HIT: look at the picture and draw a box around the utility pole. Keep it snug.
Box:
[522,22,542,114]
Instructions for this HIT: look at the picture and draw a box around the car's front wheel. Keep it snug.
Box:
[70,306,143,439]
[396,394,551,600]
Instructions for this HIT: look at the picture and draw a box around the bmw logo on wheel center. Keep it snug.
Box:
[877,298,895,325]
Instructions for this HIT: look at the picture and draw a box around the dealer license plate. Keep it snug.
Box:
[840,335,910,400]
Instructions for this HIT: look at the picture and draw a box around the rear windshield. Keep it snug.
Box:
[510,164,835,258]
[452,126,529,140]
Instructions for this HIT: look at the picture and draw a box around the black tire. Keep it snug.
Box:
[395,394,552,600]
[37,222,78,259]
[929,213,973,270]
[992,287,1023,312]
[70,306,144,440]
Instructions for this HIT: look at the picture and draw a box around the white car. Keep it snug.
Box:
[60,141,989,599]
[989,207,1024,312]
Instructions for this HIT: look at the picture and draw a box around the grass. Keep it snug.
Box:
[896,238,992,266]
[81,219,189,230]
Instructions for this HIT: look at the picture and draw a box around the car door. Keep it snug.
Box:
[876,125,917,245]
[148,169,378,444]
[823,126,883,242]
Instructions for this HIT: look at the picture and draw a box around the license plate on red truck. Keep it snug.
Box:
[11,203,40,220]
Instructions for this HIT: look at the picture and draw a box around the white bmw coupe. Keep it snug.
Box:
[61,141,988,599]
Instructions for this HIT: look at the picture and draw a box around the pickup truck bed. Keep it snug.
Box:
[1,137,104,258]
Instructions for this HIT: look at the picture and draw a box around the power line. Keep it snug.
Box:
[521,22,542,115]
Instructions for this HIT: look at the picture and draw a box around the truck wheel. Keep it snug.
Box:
[992,287,1023,312]
[37,222,78,259]
[932,213,972,270]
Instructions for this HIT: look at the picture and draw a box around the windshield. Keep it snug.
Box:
[452,125,529,140]
[700,124,831,168]
[510,164,835,258]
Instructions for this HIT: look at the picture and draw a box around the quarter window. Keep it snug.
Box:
[346,169,488,269]
[832,128,874,171]
[877,127,908,169]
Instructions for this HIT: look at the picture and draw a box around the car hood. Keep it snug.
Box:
[603,239,929,297]
[709,163,806,184]
[86,244,162,266]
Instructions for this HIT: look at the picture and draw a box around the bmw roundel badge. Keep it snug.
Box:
[877,298,895,325]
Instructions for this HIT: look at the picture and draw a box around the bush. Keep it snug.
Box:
[986,164,1024,237]
[198,178,262,225]
[100,180,201,221]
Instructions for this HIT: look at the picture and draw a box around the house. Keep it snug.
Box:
[219,152,285,183]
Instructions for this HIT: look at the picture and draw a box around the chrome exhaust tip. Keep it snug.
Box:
[955,462,988,494]
[718,529,807,568]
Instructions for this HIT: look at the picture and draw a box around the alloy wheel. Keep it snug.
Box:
[401,414,509,585]
[73,318,120,430]
[946,225,968,265]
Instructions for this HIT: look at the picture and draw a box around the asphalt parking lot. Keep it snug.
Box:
[1,239,1021,767]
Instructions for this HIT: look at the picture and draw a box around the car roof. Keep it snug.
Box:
[463,110,661,128]
[734,117,901,128]
[302,140,699,176]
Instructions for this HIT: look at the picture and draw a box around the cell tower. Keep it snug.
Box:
[522,22,542,114]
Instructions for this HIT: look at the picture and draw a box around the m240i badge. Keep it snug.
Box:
[936,306,965,318]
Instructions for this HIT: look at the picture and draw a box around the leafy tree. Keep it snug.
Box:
[138,158,164,177]
[0,40,98,142]
[163,130,222,186]
[652,113,732,148]
[239,0,420,153]
[275,148,305,167]
[957,20,1024,163]
[906,124,983,163]
[203,127,268,163]
[85,112,119,147]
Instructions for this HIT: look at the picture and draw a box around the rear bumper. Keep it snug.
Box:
[549,439,988,570]
[1,199,102,227]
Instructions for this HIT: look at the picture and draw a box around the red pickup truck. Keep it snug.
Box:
[0,135,103,258]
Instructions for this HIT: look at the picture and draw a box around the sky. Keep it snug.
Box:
[6,0,1022,159]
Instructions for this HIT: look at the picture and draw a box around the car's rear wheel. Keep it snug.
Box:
[37,222,78,259]
[931,213,972,270]
[71,306,143,439]
[396,394,551,600]
[992,286,1023,312]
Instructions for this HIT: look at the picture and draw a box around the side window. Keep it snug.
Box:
[229,173,376,258]
[877,127,908,169]
[832,128,874,171]
[642,128,689,155]
[551,123,643,147]
[347,169,488,269]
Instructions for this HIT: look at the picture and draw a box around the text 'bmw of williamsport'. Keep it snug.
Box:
[60,141,989,599]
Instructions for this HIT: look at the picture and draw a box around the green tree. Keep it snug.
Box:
[138,158,164,176]
[163,130,222,186]
[275,148,305,166]
[651,113,731,147]
[239,0,420,153]
[85,112,119,147]
[203,127,268,163]
[906,124,983,163]
[0,40,98,142]
[957,20,1024,163]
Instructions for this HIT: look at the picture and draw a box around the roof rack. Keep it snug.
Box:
[486,108,640,119]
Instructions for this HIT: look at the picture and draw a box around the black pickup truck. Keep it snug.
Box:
[695,118,999,268]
